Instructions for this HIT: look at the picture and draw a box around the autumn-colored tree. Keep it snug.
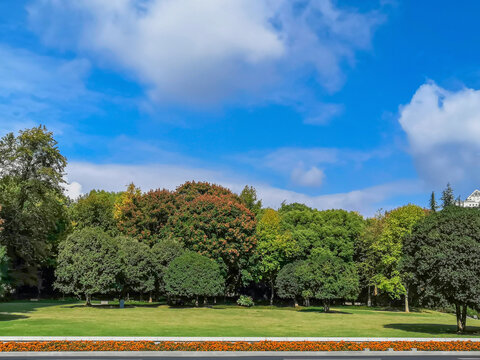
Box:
[166,191,256,292]
[175,181,237,202]
[115,184,176,245]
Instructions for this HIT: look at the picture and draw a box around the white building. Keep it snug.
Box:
[459,190,480,208]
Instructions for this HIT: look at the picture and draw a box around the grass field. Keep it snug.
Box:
[1,300,480,337]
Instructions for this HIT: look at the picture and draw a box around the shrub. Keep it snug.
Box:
[237,295,254,307]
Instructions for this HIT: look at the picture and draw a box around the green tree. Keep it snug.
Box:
[0,245,9,298]
[164,251,224,306]
[356,212,384,306]
[254,208,297,305]
[297,252,359,312]
[276,261,303,307]
[54,227,120,305]
[0,126,69,286]
[239,185,262,216]
[70,190,120,235]
[429,191,438,212]
[117,236,155,302]
[373,204,426,312]
[150,238,184,297]
[441,183,455,208]
[403,206,480,333]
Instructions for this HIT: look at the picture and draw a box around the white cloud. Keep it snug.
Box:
[399,82,480,189]
[291,166,325,187]
[27,0,383,106]
[66,161,421,216]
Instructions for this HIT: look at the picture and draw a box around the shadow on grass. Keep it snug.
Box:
[0,300,71,316]
[384,323,480,335]
[299,308,352,315]
[0,313,29,321]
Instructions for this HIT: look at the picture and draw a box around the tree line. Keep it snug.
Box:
[1,126,479,333]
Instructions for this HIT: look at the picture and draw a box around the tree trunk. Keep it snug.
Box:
[204,296,207,305]
[85,294,91,306]
[367,286,372,307]
[324,300,330,313]
[404,287,410,313]
[294,298,298,307]
[149,293,153,303]
[195,296,199,307]
[456,303,468,333]
[214,297,217,304]
[270,280,274,306]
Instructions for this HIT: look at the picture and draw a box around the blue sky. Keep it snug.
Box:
[2,0,480,216]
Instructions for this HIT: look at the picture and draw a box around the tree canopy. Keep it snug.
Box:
[403,206,480,332]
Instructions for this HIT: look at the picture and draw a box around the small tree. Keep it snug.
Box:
[403,206,480,333]
[150,239,184,297]
[276,261,303,307]
[441,183,455,208]
[298,252,359,312]
[117,236,155,302]
[55,227,120,305]
[164,251,224,306]
[239,185,262,216]
[429,191,438,212]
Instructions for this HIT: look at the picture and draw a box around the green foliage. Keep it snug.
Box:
[253,208,297,303]
[0,126,69,285]
[276,261,303,303]
[116,236,155,297]
[54,227,120,303]
[239,185,262,216]
[429,191,438,212]
[167,186,256,291]
[164,251,224,303]
[150,238,184,294]
[0,245,9,298]
[441,183,455,208]
[115,185,176,245]
[236,295,254,307]
[297,252,359,311]
[176,181,238,202]
[403,206,480,332]
[70,190,120,235]
[373,204,426,300]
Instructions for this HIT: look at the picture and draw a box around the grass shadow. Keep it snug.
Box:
[384,323,480,335]
[0,313,29,321]
[299,308,352,315]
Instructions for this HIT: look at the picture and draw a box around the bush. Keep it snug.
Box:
[237,295,254,307]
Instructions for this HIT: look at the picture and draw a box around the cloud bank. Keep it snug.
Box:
[28,0,383,106]
[399,82,480,191]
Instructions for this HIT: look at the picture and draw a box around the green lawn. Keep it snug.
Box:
[1,300,479,337]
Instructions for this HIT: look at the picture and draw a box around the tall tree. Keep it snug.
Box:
[276,261,303,307]
[429,191,438,212]
[167,183,256,293]
[54,227,120,305]
[373,204,426,312]
[254,209,297,305]
[403,206,480,333]
[0,126,68,286]
[114,185,176,245]
[150,239,184,297]
[0,245,8,298]
[239,185,262,216]
[70,190,120,235]
[441,183,455,208]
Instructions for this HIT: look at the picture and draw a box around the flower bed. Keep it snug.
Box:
[1,340,480,352]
